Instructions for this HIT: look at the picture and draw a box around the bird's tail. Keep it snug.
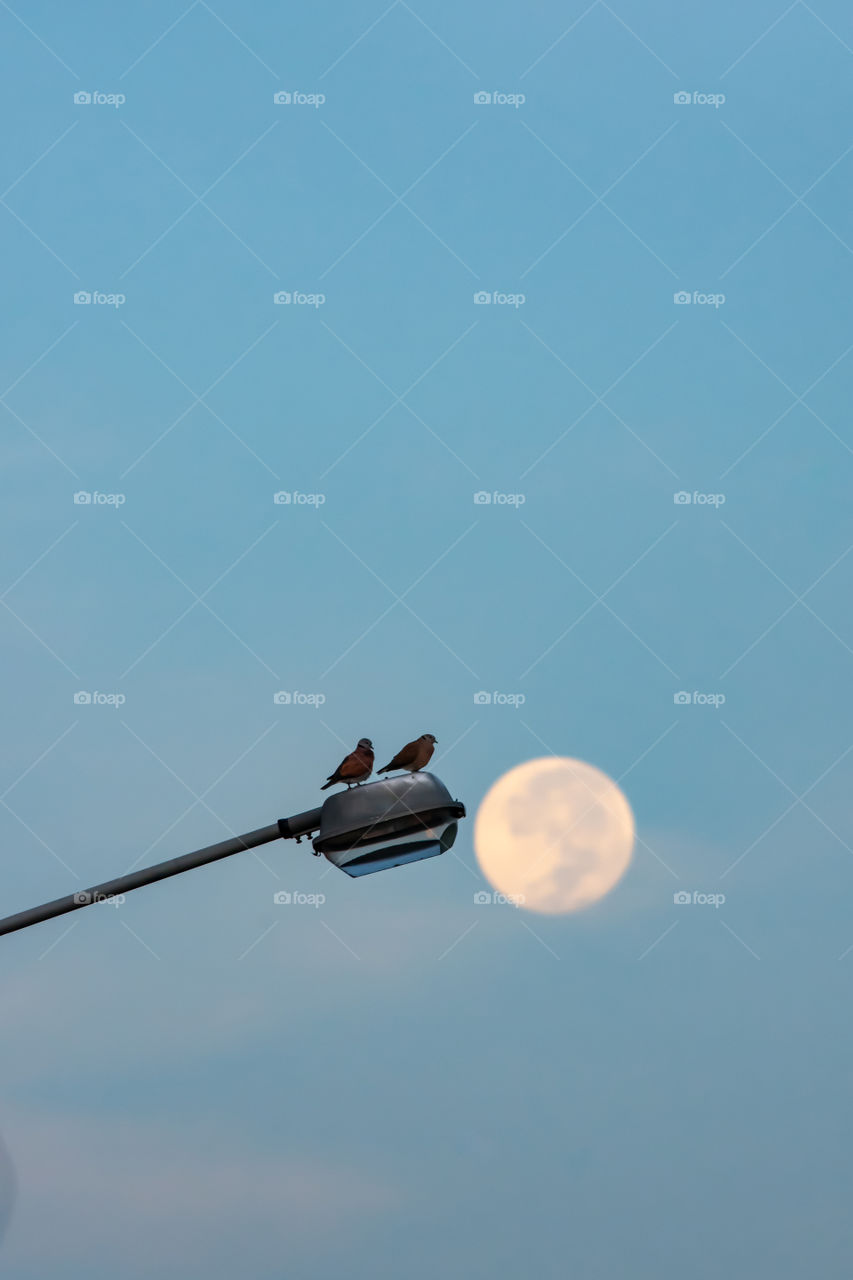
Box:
[377,764,391,774]
[321,779,334,790]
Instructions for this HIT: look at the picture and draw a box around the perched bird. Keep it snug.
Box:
[321,738,374,790]
[378,733,437,775]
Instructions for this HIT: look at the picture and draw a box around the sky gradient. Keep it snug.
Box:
[2,1,853,1276]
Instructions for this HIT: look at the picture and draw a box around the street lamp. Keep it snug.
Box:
[0,772,466,939]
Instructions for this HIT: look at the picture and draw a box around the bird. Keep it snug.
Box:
[321,738,374,790]
[378,733,437,775]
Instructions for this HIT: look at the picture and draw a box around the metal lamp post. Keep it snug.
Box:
[0,772,466,939]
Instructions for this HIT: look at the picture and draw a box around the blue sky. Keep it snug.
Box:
[2,0,853,1275]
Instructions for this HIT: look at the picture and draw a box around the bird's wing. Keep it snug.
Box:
[385,739,418,769]
[337,750,368,779]
[326,751,350,781]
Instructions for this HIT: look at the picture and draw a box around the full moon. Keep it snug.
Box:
[474,758,635,914]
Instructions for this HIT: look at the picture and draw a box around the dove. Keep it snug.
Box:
[321,738,374,790]
[378,733,437,775]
